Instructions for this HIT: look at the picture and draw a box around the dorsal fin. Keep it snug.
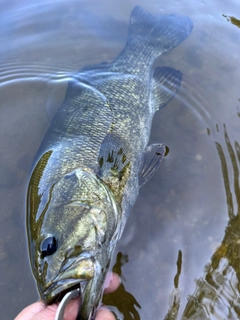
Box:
[152,67,182,111]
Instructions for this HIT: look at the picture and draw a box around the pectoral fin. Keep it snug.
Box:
[139,144,166,187]
[152,67,182,111]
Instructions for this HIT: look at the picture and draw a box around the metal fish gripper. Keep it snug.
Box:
[55,288,80,320]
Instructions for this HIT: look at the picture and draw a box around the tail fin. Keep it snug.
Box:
[128,6,193,54]
[111,6,193,73]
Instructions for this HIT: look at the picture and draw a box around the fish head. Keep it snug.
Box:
[27,167,120,318]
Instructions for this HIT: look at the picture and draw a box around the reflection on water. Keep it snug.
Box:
[222,14,240,29]
[163,250,182,320]
[110,125,240,320]
[0,0,240,319]
[181,125,240,319]
[103,253,141,320]
[104,250,183,320]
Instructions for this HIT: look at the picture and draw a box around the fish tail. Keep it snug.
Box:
[112,6,193,72]
[128,6,193,54]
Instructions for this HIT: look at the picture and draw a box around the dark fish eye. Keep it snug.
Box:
[40,235,58,258]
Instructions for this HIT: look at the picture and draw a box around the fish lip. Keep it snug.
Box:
[41,278,84,303]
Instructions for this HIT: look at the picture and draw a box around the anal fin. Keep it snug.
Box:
[152,67,182,111]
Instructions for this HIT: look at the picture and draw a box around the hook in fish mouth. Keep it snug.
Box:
[41,278,89,304]
[55,286,81,320]
[40,256,95,303]
[53,282,82,303]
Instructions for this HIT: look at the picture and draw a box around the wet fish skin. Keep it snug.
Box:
[26,6,193,320]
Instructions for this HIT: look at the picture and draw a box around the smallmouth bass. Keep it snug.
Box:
[26,6,193,320]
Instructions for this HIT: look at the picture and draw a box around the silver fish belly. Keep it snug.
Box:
[26,5,193,320]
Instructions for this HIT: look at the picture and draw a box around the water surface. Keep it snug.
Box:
[0,0,239,319]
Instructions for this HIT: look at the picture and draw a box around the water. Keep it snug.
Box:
[0,0,239,319]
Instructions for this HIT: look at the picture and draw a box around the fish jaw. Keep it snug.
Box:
[40,255,112,320]
[40,257,95,303]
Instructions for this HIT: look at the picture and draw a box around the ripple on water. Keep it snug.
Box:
[0,1,240,319]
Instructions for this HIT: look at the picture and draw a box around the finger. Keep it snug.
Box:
[31,304,57,320]
[62,273,119,318]
[96,308,116,320]
[14,301,51,320]
[15,272,120,320]
[62,273,119,319]
[62,274,119,318]
[62,297,80,320]
[103,272,121,294]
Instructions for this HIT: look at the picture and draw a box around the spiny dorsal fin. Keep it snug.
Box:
[139,144,166,187]
[152,67,182,111]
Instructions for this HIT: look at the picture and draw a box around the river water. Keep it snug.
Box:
[0,0,239,319]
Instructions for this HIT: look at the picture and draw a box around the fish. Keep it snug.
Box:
[26,5,193,320]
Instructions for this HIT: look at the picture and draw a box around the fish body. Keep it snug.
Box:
[27,6,193,319]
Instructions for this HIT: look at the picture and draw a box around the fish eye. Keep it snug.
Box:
[40,235,58,258]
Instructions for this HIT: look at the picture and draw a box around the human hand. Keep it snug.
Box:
[15,272,120,320]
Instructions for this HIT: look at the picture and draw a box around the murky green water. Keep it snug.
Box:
[0,0,239,319]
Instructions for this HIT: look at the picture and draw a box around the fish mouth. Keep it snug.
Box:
[41,278,85,304]
[40,257,95,304]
